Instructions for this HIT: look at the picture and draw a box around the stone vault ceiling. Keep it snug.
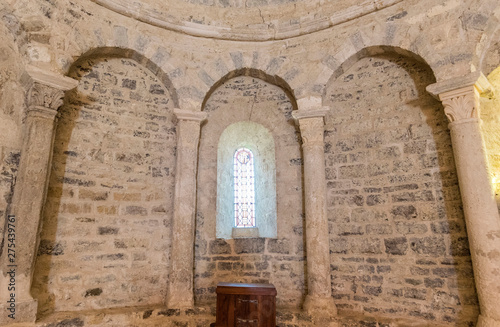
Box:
[91,0,403,41]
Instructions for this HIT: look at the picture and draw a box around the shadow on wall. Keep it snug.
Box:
[324,50,479,325]
[31,55,177,317]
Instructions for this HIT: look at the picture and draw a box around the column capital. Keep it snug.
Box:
[426,72,493,123]
[294,114,327,147]
[25,65,79,113]
[27,83,66,113]
[173,108,207,123]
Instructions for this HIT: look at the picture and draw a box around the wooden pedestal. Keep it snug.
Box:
[215,282,277,327]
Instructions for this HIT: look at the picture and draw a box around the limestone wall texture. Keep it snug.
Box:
[0,17,24,252]
[31,57,177,314]
[324,54,477,326]
[195,75,305,309]
[0,0,500,326]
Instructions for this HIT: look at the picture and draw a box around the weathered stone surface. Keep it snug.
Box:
[195,76,305,309]
[209,239,231,255]
[324,54,478,325]
[31,58,176,313]
[384,237,408,255]
[234,238,265,254]
[1,1,496,325]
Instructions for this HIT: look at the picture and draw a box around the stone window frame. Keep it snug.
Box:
[216,121,277,239]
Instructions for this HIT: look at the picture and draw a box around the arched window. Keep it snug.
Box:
[234,148,256,228]
[216,121,277,239]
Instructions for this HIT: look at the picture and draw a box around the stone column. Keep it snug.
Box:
[292,97,337,318]
[0,66,78,324]
[427,72,500,327]
[166,108,207,308]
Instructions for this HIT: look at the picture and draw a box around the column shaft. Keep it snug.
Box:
[301,118,332,298]
[166,109,206,308]
[449,118,500,326]
[428,75,500,327]
[0,69,76,324]
[0,106,59,323]
[293,105,337,318]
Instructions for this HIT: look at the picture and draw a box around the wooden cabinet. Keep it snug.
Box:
[215,282,277,327]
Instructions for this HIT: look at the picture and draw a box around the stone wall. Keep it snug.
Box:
[324,54,478,326]
[0,19,24,261]
[195,75,306,309]
[0,0,499,325]
[31,57,177,315]
[481,67,500,206]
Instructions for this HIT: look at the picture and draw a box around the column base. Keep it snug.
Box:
[303,295,337,318]
[477,314,500,327]
[165,293,194,310]
[0,298,37,325]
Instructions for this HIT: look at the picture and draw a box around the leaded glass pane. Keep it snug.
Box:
[234,148,256,228]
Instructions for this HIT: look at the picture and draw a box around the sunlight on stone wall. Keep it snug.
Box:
[324,54,478,325]
[481,67,500,205]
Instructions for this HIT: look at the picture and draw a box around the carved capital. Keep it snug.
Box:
[297,117,325,147]
[426,72,493,123]
[27,83,65,111]
[24,65,78,112]
[440,87,478,122]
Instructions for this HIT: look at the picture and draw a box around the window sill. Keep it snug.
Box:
[232,227,260,238]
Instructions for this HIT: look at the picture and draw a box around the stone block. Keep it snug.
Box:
[384,237,408,255]
[267,238,290,254]
[403,287,427,300]
[449,237,470,256]
[38,240,65,256]
[234,238,265,254]
[98,226,119,235]
[366,224,392,235]
[409,237,446,256]
[366,194,387,206]
[124,206,148,215]
[395,222,428,235]
[390,205,417,220]
[424,278,444,288]
[85,288,103,297]
[209,239,232,255]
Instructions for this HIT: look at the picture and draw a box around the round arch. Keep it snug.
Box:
[323,45,436,99]
[67,46,179,107]
[201,67,298,111]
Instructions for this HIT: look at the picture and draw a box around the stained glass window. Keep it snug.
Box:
[234,147,256,228]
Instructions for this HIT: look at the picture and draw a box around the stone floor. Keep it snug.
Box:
[1,305,465,327]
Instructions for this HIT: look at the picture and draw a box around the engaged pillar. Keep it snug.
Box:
[428,73,500,327]
[166,108,206,308]
[293,97,337,318]
[0,66,77,324]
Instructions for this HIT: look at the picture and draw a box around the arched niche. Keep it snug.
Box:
[195,72,305,308]
[68,47,179,108]
[323,48,478,325]
[32,53,177,314]
[216,121,277,239]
